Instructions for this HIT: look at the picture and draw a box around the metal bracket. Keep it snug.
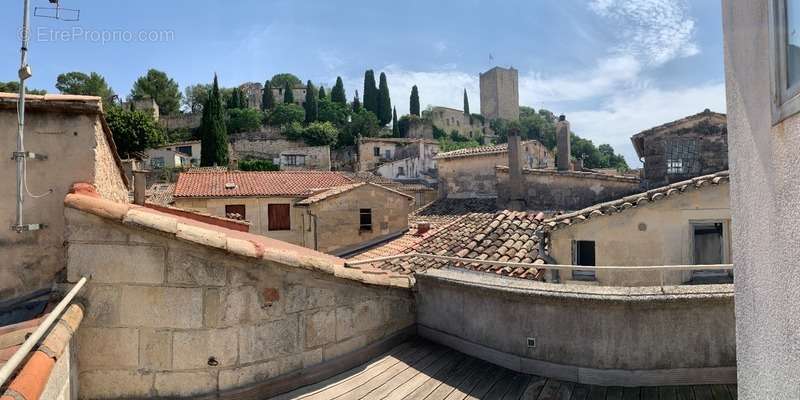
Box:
[11,151,47,161]
[10,223,46,233]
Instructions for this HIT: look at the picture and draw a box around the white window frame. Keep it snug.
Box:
[770,0,800,123]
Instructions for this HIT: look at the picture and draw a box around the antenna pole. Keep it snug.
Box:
[13,0,31,233]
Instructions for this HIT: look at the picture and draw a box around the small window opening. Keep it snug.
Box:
[573,240,596,281]
[359,209,372,231]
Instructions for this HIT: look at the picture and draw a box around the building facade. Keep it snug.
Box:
[479,66,520,121]
[631,110,728,189]
[155,140,202,165]
[357,138,439,173]
[279,145,332,171]
[271,85,307,107]
[239,81,263,110]
[427,106,493,140]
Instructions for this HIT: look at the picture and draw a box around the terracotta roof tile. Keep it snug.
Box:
[173,171,353,198]
[145,183,174,206]
[434,140,543,160]
[296,182,413,206]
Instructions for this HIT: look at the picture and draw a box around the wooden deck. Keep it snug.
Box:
[269,340,737,400]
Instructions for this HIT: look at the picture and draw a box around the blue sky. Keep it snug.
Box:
[0,0,726,166]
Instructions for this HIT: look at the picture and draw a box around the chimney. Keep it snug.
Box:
[133,170,147,205]
[416,222,431,235]
[506,129,525,210]
[556,115,571,171]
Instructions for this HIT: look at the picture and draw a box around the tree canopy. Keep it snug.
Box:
[267,103,305,126]
[130,69,182,115]
[377,72,392,126]
[199,75,228,166]
[352,91,361,112]
[270,73,302,89]
[304,80,318,123]
[0,81,46,95]
[463,89,470,115]
[105,106,164,158]
[261,80,275,111]
[362,70,378,116]
[392,108,399,137]
[55,72,115,102]
[410,85,420,116]
[318,86,327,100]
[283,81,295,104]
[331,77,347,105]
[183,84,210,114]
[227,108,264,133]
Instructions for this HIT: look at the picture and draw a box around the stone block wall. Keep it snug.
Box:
[230,130,307,162]
[65,208,415,399]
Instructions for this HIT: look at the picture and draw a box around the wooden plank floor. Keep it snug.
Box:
[269,340,737,400]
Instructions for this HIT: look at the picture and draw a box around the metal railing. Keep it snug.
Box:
[0,276,88,387]
[346,253,733,285]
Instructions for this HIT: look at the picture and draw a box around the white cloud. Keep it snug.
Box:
[564,82,727,167]
[589,0,699,66]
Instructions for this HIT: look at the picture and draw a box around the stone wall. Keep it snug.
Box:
[0,96,128,299]
[65,207,415,399]
[437,154,506,199]
[496,167,641,210]
[230,130,307,162]
[159,114,202,131]
[416,269,736,386]
[480,67,520,121]
[279,146,331,171]
[429,107,492,139]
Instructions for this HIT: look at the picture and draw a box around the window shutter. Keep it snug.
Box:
[268,204,291,231]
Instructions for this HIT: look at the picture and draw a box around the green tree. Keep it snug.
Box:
[318,98,350,127]
[318,86,327,100]
[283,81,295,104]
[463,89,470,116]
[267,103,305,126]
[105,106,164,158]
[392,107,399,137]
[270,73,302,89]
[331,77,347,105]
[55,71,115,101]
[130,69,182,115]
[199,75,228,166]
[377,72,392,126]
[0,81,46,95]
[261,80,275,111]
[302,122,339,147]
[183,84,211,113]
[363,70,378,115]
[410,85,420,116]
[239,158,280,171]
[352,91,361,112]
[345,109,380,140]
[227,87,243,110]
[304,80,318,123]
[227,108,265,133]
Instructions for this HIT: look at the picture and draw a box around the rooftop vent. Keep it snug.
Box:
[224,183,237,190]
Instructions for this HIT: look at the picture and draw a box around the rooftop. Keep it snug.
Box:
[435,140,543,160]
[173,171,354,198]
[630,109,727,158]
[359,137,439,145]
[296,182,413,206]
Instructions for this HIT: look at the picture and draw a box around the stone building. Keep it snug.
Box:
[0,93,128,298]
[436,139,554,199]
[631,110,728,189]
[357,137,439,175]
[427,106,493,140]
[239,81,263,110]
[544,171,731,286]
[480,66,520,121]
[271,85,307,107]
[144,148,193,170]
[278,145,332,171]
[230,129,309,164]
[124,97,159,121]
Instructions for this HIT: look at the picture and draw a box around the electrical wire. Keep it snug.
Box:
[16,89,53,200]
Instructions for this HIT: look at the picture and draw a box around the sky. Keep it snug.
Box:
[0,0,726,167]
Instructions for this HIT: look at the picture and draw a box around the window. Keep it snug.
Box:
[284,154,305,166]
[225,204,246,220]
[572,240,596,281]
[384,149,391,159]
[176,146,193,156]
[771,0,800,122]
[268,204,291,231]
[691,221,731,279]
[397,166,405,176]
[374,147,381,157]
[665,139,697,175]
[150,157,165,169]
[359,209,372,231]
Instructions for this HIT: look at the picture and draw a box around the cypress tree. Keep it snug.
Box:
[392,107,399,137]
[377,72,392,126]
[304,80,318,123]
[261,80,274,111]
[318,86,327,100]
[227,88,241,110]
[352,90,361,112]
[363,70,378,115]
[331,76,347,105]
[410,85,420,116]
[463,89,470,116]
[200,75,228,167]
[283,81,294,104]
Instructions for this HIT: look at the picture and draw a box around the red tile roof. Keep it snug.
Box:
[173,171,353,198]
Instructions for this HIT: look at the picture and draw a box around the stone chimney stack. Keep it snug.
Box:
[556,115,571,171]
[133,170,147,205]
[506,130,525,210]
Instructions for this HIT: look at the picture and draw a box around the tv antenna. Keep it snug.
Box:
[11,0,80,233]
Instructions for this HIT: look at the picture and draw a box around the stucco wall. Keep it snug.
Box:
[415,269,736,386]
[279,145,331,171]
[496,168,641,210]
[301,185,410,254]
[549,183,731,286]
[174,197,305,245]
[65,207,415,399]
[723,1,800,398]
[0,107,127,299]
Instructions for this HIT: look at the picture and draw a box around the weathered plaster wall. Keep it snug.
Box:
[65,208,415,399]
[415,269,736,386]
[279,145,331,171]
[230,131,307,162]
[300,185,410,254]
[496,168,641,211]
[549,184,731,286]
[0,107,126,299]
[174,197,305,245]
[723,1,800,397]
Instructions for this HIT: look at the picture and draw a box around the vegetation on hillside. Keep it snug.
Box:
[130,69,182,115]
[199,75,228,166]
[105,106,164,158]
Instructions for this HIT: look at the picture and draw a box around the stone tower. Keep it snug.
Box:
[480,67,520,121]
